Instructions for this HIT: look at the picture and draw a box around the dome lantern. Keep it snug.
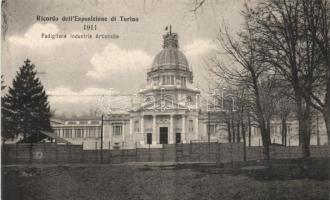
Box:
[163,32,179,48]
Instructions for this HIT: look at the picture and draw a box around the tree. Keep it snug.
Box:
[2,59,52,143]
[247,0,327,157]
[1,75,6,90]
[1,74,13,144]
[210,14,279,160]
[299,0,330,145]
[275,84,296,146]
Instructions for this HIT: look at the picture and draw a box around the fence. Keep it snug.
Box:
[2,143,330,165]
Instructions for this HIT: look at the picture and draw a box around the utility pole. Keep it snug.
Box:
[316,112,320,146]
[208,110,211,144]
[100,114,104,163]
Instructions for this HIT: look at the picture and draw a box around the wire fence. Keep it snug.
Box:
[2,143,330,165]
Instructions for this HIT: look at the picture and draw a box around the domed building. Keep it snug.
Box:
[52,30,224,149]
[129,31,202,147]
[51,30,325,149]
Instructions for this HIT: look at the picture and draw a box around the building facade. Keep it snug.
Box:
[51,31,328,149]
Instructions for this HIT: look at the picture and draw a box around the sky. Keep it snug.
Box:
[1,0,253,117]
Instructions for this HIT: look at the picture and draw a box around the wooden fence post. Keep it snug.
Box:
[174,143,177,162]
[68,143,71,163]
[135,142,138,162]
[189,141,192,156]
[81,142,84,163]
[30,143,33,164]
[121,149,124,163]
[148,144,151,162]
[230,143,233,168]
[217,142,221,164]
[162,144,164,162]
[55,143,58,164]
[259,139,262,160]
[15,143,18,163]
[43,142,46,164]
[95,141,98,163]
[108,141,111,164]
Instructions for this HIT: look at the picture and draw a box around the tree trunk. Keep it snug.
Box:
[260,124,270,160]
[324,60,330,145]
[324,78,330,145]
[236,122,241,143]
[257,119,271,160]
[227,121,232,143]
[293,86,311,158]
[231,118,236,143]
[241,121,246,161]
[248,115,251,147]
[299,116,311,157]
[297,102,311,157]
[323,111,330,145]
[281,118,287,146]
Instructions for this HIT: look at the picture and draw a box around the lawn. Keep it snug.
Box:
[2,160,330,200]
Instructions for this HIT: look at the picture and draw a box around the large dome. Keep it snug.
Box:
[151,48,189,71]
[149,32,191,72]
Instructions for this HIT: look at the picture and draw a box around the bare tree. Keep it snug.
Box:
[299,0,330,144]
[210,15,278,159]
[246,0,328,157]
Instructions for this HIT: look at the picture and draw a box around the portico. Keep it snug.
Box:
[135,113,189,146]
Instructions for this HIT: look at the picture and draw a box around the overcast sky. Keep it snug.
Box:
[2,0,253,116]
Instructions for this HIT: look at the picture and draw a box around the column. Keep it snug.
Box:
[152,115,157,144]
[129,118,133,146]
[129,118,133,135]
[182,115,186,143]
[194,117,199,140]
[169,115,174,144]
[122,123,125,142]
[140,115,144,144]
[109,125,112,143]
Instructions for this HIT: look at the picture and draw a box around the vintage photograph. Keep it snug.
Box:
[1,0,330,199]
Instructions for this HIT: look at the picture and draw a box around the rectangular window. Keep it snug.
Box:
[189,120,194,132]
[54,129,61,137]
[162,76,165,85]
[90,127,96,138]
[287,125,291,135]
[96,127,101,137]
[147,133,152,144]
[170,75,174,85]
[64,129,72,138]
[153,77,159,85]
[270,125,277,136]
[255,128,260,136]
[134,120,139,132]
[112,124,122,136]
[76,129,83,138]
[207,124,216,136]
[181,77,186,86]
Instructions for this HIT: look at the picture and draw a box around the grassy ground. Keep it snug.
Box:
[2,159,330,200]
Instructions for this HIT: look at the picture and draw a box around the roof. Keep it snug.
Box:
[40,131,72,144]
[149,32,191,73]
[151,48,189,71]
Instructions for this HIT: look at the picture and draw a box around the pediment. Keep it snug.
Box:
[136,99,194,111]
